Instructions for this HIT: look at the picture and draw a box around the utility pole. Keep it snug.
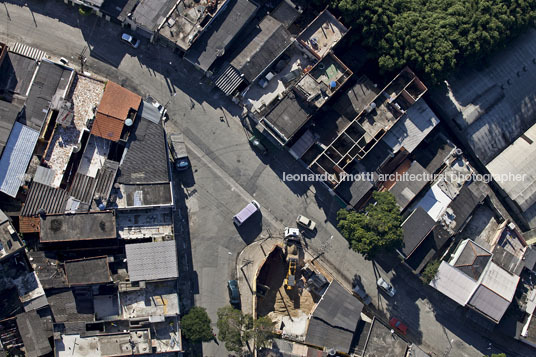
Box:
[79,46,87,73]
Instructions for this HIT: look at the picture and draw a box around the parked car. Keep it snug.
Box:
[146,95,166,118]
[121,33,140,48]
[352,284,372,305]
[377,277,396,297]
[389,317,408,335]
[233,201,260,226]
[296,215,316,231]
[284,227,300,239]
[227,280,240,307]
[249,135,267,154]
[168,133,189,171]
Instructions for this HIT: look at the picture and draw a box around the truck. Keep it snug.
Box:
[168,133,189,171]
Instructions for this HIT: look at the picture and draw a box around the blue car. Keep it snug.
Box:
[227,280,240,307]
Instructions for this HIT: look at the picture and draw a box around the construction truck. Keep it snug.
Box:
[284,228,302,290]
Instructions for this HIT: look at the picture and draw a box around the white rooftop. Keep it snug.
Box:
[416,182,452,221]
[430,261,477,305]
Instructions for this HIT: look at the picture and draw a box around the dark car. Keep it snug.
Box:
[168,133,190,171]
[389,317,408,335]
[227,280,240,307]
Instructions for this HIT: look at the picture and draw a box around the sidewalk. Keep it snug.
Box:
[236,237,283,316]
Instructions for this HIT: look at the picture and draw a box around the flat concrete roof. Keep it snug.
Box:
[40,211,117,242]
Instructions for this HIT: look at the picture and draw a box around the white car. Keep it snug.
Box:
[377,277,396,297]
[121,33,140,48]
[296,215,316,231]
[284,227,300,239]
[146,95,167,118]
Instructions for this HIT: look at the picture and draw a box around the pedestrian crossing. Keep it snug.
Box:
[9,42,47,61]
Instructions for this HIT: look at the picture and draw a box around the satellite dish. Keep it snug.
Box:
[125,118,133,127]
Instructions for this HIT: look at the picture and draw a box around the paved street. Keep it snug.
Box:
[1,1,534,356]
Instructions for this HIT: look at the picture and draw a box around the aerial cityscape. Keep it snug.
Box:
[1,1,536,356]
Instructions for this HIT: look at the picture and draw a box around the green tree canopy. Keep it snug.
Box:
[337,191,403,259]
[420,259,441,284]
[181,306,213,343]
[216,306,275,353]
[323,0,536,83]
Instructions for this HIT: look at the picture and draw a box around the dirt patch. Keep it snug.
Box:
[256,247,318,320]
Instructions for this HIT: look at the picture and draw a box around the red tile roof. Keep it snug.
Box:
[92,81,141,142]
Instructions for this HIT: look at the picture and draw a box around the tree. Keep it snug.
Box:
[252,316,276,350]
[181,306,213,342]
[420,260,441,284]
[319,0,536,83]
[217,306,253,353]
[337,191,403,260]
[216,306,275,353]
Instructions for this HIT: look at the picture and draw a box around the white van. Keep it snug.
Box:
[233,201,260,226]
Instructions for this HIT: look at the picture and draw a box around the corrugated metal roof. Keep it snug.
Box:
[305,281,363,353]
[486,122,536,212]
[382,99,440,154]
[140,100,161,124]
[214,65,244,96]
[430,261,477,306]
[21,181,69,216]
[184,0,258,72]
[0,122,39,197]
[16,311,53,357]
[479,262,519,303]
[0,101,20,156]
[69,172,96,204]
[33,166,55,186]
[429,28,536,165]
[93,159,119,202]
[468,284,510,322]
[230,16,292,83]
[118,118,169,184]
[125,240,178,282]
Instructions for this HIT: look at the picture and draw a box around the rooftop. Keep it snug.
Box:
[387,160,430,210]
[114,182,173,208]
[0,122,40,197]
[91,81,141,142]
[0,101,20,156]
[230,15,293,83]
[491,223,527,275]
[125,240,178,282]
[260,89,315,144]
[294,52,352,108]
[116,208,173,240]
[159,0,229,52]
[20,59,74,132]
[28,251,68,289]
[309,67,427,187]
[414,132,456,174]
[362,317,408,357]
[65,256,111,286]
[468,262,520,322]
[0,51,38,102]
[16,311,53,357]
[117,118,169,184]
[486,121,536,217]
[269,0,301,29]
[40,211,117,243]
[401,206,436,257]
[331,75,380,121]
[43,75,105,187]
[77,135,111,178]
[20,181,69,217]
[451,239,492,280]
[305,281,363,353]
[381,99,440,154]
[0,216,23,260]
[429,27,536,165]
[296,9,348,59]
[131,0,176,32]
[184,0,258,72]
[47,288,95,323]
[120,280,179,318]
[243,41,315,114]
[56,330,152,357]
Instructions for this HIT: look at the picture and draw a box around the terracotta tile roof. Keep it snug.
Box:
[19,216,40,233]
[92,81,141,142]
[97,81,141,120]
[91,112,125,142]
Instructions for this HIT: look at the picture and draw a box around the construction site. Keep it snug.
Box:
[254,233,333,338]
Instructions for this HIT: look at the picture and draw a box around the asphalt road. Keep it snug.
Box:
[1,1,534,356]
